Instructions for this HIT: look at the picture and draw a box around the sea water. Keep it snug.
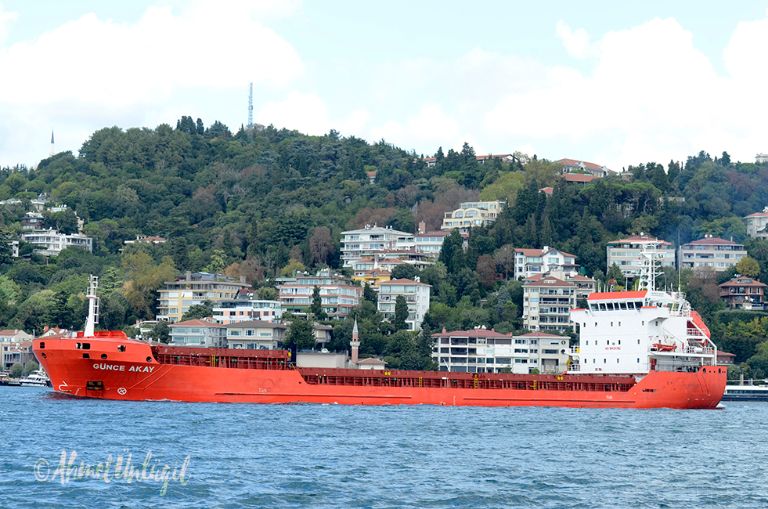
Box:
[0,387,766,508]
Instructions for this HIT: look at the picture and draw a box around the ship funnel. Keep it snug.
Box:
[84,275,99,337]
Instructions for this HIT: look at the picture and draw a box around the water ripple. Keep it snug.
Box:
[0,388,765,508]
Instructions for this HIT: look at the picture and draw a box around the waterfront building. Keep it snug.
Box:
[225,320,287,350]
[1,341,34,370]
[514,246,578,279]
[20,228,93,256]
[719,276,767,310]
[745,207,768,239]
[440,201,506,234]
[277,269,361,318]
[522,274,576,332]
[156,272,250,323]
[678,236,746,272]
[377,278,431,331]
[431,328,569,374]
[0,329,33,343]
[340,225,414,267]
[212,299,283,324]
[169,319,227,347]
[606,235,675,278]
[757,153,768,164]
[514,332,571,374]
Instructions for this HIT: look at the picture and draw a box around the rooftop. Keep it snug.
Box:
[562,173,597,183]
[226,320,287,329]
[433,329,511,339]
[557,158,610,172]
[379,278,430,286]
[607,235,672,246]
[684,236,742,247]
[719,277,768,288]
[170,319,226,328]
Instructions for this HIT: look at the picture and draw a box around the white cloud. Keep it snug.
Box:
[368,103,467,155]
[0,0,304,166]
[556,20,590,59]
[482,16,768,169]
[0,3,17,44]
[257,91,370,137]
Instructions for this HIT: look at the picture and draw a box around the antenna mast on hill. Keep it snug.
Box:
[247,82,253,129]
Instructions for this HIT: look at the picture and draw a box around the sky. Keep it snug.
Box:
[1,0,767,170]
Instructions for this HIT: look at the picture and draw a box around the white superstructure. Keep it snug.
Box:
[570,245,717,375]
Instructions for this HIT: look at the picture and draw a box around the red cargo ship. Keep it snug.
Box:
[32,270,726,409]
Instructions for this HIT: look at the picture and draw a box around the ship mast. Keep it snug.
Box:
[637,241,662,292]
[84,275,99,337]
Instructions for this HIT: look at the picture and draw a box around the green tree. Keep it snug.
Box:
[439,229,465,274]
[182,301,214,321]
[391,264,419,280]
[256,287,278,300]
[736,256,760,278]
[310,286,327,319]
[394,295,409,330]
[285,317,315,351]
[22,360,40,376]
[362,283,377,304]
[10,363,23,378]
[148,321,171,344]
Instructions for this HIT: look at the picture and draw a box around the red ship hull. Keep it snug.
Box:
[33,336,727,409]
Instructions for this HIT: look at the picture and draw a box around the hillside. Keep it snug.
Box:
[2,118,768,374]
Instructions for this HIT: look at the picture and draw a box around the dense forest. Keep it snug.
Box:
[2,117,768,375]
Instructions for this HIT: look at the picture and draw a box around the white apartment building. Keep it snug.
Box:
[606,235,675,278]
[556,158,614,178]
[522,274,576,332]
[340,225,414,267]
[440,200,505,233]
[277,270,361,318]
[225,320,287,350]
[430,328,569,374]
[678,236,747,272]
[413,230,448,257]
[212,299,283,324]
[745,207,768,239]
[169,319,227,347]
[377,278,431,331]
[156,272,250,323]
[514,246,578,279]
[20,229,93,256]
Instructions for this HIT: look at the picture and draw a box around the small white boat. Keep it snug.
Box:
[18,370,50,387]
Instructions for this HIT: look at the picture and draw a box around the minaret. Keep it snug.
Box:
[350,318,360,366]
[50,131,55,157]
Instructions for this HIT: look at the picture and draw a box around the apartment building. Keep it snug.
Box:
[440,201,506,233]
[277,269,361,318]
[377,278,431,331]
[431,328,569,374]
[606,235,675,278]
[678,236,746,272]
[514,246,578,279]
[156,272,250,323]
[522,274,576,332]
